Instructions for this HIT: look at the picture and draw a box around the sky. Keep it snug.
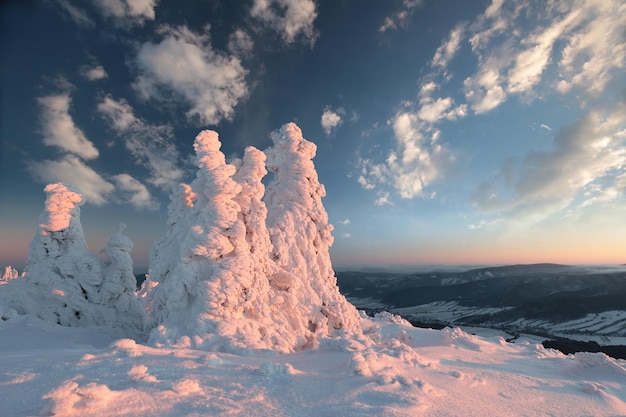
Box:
[1,0,625,271]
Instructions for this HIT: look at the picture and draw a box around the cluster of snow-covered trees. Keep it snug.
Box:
[0,123,361,352]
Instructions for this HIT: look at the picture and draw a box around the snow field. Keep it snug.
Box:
[1,313,626,416]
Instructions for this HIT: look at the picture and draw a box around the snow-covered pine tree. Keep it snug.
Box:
[101,224,144,334]
[147,131,296,352]
[264,123,361,344]
[232,146,315,351]
[0,266,19,282]
[23,183,108,326]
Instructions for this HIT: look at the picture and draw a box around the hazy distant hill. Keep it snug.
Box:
[336,264,626,342]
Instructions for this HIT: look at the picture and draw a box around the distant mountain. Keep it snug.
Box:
[336,264,626,342]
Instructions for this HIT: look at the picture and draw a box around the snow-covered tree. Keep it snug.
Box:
[23,183,108,326]
[231,146,314,351]
[101,224,144,334]
[264,122,361,342]
[21,183,143,334]
[0,266,19,282]
[147,124,362,352]
[147,131,295,351]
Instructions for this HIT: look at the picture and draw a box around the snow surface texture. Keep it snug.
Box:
[147,124,360,352]
[1,312,625,416]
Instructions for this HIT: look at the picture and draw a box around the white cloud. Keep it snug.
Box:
[375,191,392,206]
[53,0,94,27]
[357,75,463,200]
[556,0,626,95]
[431,25,464,70]
[97,96,184,190]
[471,106,626,223]
[321,107,343,136]
[91,0,157,27]
[417,97,466,123]
[228,29,254,58]
[463,0,626,113]
[379,0,423,33]
[38,94,99,160]
[80,64,108,81]
[250,0,318,45]
[507,10,578,95]
[338,219,351,225]
[113,173,159,210]
[463,68,506,114]
[133,25,248,126]
[27,155,114,206]
[359,111,455,200]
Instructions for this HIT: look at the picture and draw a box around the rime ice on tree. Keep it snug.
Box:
[23,183,143,332]
[147,125,361,352]
[264,123,361,341]
[147,131,296,352]
[0,266,19,282]
[24,183,106,325]
[101,224,145,332]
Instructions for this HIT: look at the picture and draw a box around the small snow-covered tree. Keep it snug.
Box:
[264,123,361,343]
[0,266,19,282]
[101,224,144,334]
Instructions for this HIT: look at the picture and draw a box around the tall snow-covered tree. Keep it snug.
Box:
[147,131,296,351]
[264,122,361,342]
[231,146,316,351]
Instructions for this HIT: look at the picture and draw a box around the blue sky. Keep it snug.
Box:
[1,0,625,271]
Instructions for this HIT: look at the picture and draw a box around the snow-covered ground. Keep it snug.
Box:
[1,312,626,417]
